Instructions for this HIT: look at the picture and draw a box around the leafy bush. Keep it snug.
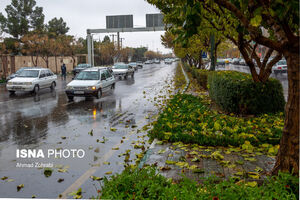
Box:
[208,71,285,114]
[149,94,283,147]
[100,166,299,200]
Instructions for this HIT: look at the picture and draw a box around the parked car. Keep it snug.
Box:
[136,61,143,68]
[112,63,134,79]
[65,67,115,101]
[273,59,287,74]
[128,62,138,71]
[6,68,57,95]
[232,58,240,65]
[239,59,246,65]
[72,63,92,75]
[6,67,32,82]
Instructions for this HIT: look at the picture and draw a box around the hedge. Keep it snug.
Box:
[208,71,285,114]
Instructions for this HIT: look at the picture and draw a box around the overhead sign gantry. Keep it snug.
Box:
[86,14,165,65]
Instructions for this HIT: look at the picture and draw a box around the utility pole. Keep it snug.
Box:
[110,34,117,45]
[117,32,120,50]
[120,38,125,49]
[87,33,92,65]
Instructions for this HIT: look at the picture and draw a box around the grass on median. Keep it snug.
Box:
[99,166,298,200]
[174,63,186,91]
[149,94,284,148]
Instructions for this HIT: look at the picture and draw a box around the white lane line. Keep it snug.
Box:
[60,130,136,198]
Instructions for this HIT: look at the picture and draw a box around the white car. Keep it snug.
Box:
[239,59,246,65]
[128,62,138,71]
[112,63,134,79]
[154,59,161,64]
[273,59,287,74]
[6,68,57,95]
[164,58,172,64]
[65,67,115,101]
[136,61,143,68]
[144,60,153,64]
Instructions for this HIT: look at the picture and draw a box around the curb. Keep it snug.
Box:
[138,139,157,169]
[180,62,190,94]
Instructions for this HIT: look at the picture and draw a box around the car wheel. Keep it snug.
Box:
[33,85,39,94]
[67,96,74,101]
[111,83,115,90]
[124,74,128,79]
[50,82,56,90]
[9,91,15,95]
[96,89,102,99]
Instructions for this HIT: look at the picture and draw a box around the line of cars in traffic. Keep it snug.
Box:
[5,61,148,100]
[144,58,178,65]
[217,58,287,74]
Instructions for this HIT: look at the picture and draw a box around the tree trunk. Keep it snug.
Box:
[272,52,299,176]
[31,55,38,67]
[198,52,203,69]
[238,44,260,82]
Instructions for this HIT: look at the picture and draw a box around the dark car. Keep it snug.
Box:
[6,67,31,81]
[72,64,92,76]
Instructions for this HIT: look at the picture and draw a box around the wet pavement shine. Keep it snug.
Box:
[0,63,176,198]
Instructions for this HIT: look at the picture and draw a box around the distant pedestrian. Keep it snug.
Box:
[61,63,66,80]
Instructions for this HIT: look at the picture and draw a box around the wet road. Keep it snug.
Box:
[0,63,176,198]
[217,64,288,100]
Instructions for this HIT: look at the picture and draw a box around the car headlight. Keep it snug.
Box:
[7,82,12,85]
[66,86,73,90]
[88,86,97,90]
[25,82,32,85]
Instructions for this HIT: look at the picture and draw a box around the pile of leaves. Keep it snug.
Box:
[99,166,298,200]
[149,94,284,147]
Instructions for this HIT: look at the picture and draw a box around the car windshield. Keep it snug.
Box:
[75,71,99,80]
[18,70,39,77]
[113,65,128,69]
[16,68,26,74]
[277,60,286,65]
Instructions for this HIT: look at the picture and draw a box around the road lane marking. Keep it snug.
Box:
[60,130,136,198]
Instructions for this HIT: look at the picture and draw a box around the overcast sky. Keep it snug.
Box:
[0,0,171,53]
